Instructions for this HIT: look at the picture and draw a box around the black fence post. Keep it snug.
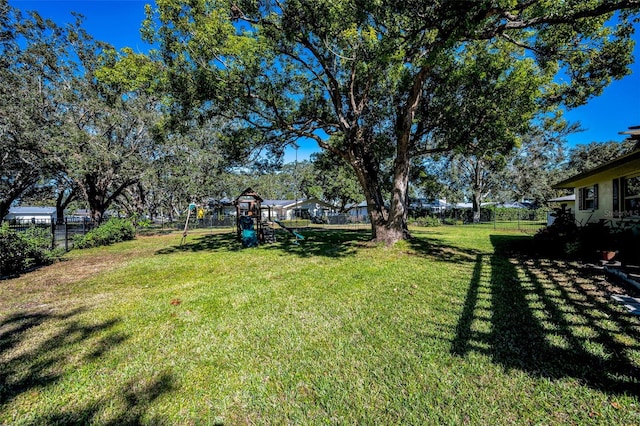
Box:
[65,218,69,251]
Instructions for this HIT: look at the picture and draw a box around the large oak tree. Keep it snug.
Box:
[141,0,639,244]
[0,3,76,219]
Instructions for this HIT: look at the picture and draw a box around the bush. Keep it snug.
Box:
[533,207,579,258]
[0,223,62,277]
[488,207,548,222]
[73,218,136,249]
[411,216,441,227]
[21,226,54,267]
[0,223,30,276]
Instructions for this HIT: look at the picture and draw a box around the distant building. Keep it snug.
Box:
[4,206,57,224]
[262,198,338,220]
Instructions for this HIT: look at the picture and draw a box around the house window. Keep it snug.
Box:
[578,184,598,211]
[623,175,640,215]
[294,208,310,219]
[613,178,620,216]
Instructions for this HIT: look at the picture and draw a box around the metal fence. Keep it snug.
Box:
[3,218,97,250]
[166,213,372,231]
[171,210,546,234]
[4,209,546,251]
[410,208,548,234]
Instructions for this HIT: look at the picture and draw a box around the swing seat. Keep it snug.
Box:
[241,229,258,247]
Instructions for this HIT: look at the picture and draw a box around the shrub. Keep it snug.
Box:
[411,216,441,227]
[21,226,53,267]
[0,223,62,277]
[73,218,136,249]
[532,206,579,258]
[0,223,30,276]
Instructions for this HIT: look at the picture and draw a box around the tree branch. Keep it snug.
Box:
[474,1,640,39]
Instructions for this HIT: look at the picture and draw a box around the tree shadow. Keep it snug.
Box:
[406,230,488,264]
[0,307,175,423]
[155,229,374,258]
[34,370,176,425]
[155,231,241,255]
[263,229,373,258]
[451,234,640,396]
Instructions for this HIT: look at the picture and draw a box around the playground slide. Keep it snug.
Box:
[273,220,305,240]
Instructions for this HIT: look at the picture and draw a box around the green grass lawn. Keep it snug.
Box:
[1,226,639,424]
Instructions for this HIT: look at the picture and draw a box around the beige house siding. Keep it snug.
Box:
[574,179,611,225]
[554,150,640,227]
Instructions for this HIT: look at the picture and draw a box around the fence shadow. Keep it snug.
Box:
[451,234,640,396]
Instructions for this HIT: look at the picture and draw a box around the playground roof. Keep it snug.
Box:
[235,187,264,202]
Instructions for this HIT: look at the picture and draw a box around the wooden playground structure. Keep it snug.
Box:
[233,187,303,247]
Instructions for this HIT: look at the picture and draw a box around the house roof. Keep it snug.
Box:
[262,199,296,207]
[554,125,640,189]
[411,199,451,208]
[263,198,338,210]
[346,201,368,210]
[548,194,576,203]
[7,206,56,215]
[553,148,640,189]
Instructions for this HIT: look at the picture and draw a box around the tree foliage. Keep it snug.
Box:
[0,4,76,219]
[142,0,639,244]
[0,2,165,222]
[565,138,637,174]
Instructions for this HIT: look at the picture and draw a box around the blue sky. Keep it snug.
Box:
[10,0,640,163]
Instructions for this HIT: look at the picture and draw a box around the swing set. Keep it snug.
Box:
[234,187,304,247]
[179,188,305,247]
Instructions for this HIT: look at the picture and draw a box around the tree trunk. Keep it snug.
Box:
[55,187,76,224]
[471,157,484,223]
[347,129,410,245]
[79,173,138,224]
[0,200,11,222]
[471,190,482,223]
[350,149,388,242]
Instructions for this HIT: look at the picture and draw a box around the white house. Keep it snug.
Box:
[410,198,451,213]
[262,198,338,220]
[4,206,57,224]
[346,201,369,219]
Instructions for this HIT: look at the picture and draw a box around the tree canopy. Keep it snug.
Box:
[140,0,640,243]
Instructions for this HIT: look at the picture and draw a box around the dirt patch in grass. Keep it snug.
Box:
[0,252,133,312]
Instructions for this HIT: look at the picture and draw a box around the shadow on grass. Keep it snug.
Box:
[155,231,241,255]
[36,371,176,425]
[452,234,640,396]
[155,228,373,258]
[264,229,373,258]
[0,308,175,424]
[406,231,488,264]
